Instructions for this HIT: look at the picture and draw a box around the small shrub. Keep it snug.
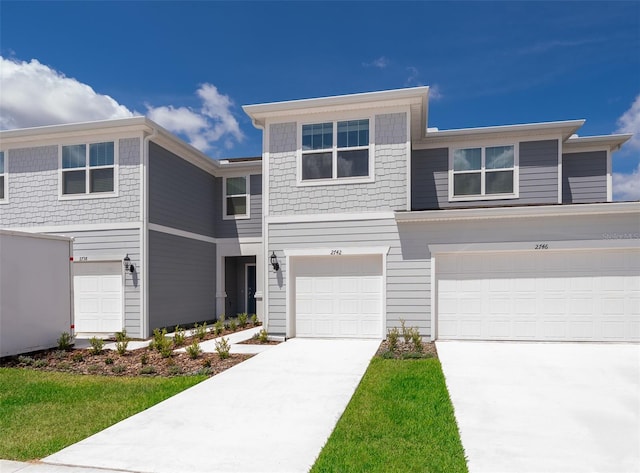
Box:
[387,327,399,352]
[33,359,48,368]
[87,364,100,374]
[410,327,423,353]
[186,340,202,360]
[168,365,182,376]
[238,313,248,328]
[213,320,224,336]
[57,332,74,350]
[140,353,149,365]
[218,314,226,323]
[402,351,426,360]
[151,328,173,357]
[400,319,411,343]
[228,319,238,332]
[159,342,173,359]
[194,322,207,341]
[215,337,231,359]
[250,314,259,326]
[258,329,269,344]
[115,330,130,355]
[202,358,211,368]
[53,350,66,360]
[18,355,34,366]
[105,357,114,365]
[380,350,396,359]
[57,361,71,370]
[72,352,84,363]
[173,326,186,346]
[193,367,212,376]
[140,365,157,375]
[89,337,104,355]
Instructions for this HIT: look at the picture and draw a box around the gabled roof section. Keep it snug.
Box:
[563,134,632,153]
[243,87,429,139]
[413,120,586,148]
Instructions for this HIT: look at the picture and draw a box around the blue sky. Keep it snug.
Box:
[1,1,639,199]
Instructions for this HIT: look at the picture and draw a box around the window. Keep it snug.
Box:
[61,142,115,196]
[301,119,370,182]
[452,145,516,198]
[224,176,249,218]
[0,151,6,201]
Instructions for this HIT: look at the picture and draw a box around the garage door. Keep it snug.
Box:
[294,255,382,338]
[437,249,640,341]
[74,262,123,334]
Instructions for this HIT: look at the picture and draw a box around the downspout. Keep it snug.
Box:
[252,117,269,334]
[142,127,158,338]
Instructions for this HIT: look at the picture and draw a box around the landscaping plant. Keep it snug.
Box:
[250,313,259,326]
[238,312,248,328]
[215,337,231,359]
[214,319,224,336]
[115,330,130,355]
[89,337,104,355]
[173,326,186,346]
[194,322,208,341]
[229,319,238,332]
[186,340,202,360]
[387,327,399,352]
[57,332,74,351]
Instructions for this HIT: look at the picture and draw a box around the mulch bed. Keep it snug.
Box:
[376,340,438,359]
[0,324,264,378]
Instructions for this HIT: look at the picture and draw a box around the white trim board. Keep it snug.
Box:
[2,222,141,234]
[283,246,391,257]
[428,239,640,255]
[268,211,395,224]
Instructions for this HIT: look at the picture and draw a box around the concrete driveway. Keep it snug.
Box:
[437,341,640,473]
[37,338,380,473]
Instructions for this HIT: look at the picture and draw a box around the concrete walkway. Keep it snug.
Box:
[437,341,640,473]
[8,338,380,473]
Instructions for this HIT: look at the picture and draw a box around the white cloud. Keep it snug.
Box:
[363,56,389,69]
[0,57,135,129]
[616,94,640,149]
[613,163,640,201]
[146,83,243,153]
[429,84,444,100]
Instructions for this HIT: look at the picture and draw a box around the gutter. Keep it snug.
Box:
[141,127,158,338]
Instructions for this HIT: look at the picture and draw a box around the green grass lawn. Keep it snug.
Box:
[0,368,206,461]
[311,357,468,473]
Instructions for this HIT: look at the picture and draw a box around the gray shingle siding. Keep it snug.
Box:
[213,174,262,238]
[1,139,140,227]
[411,139,559,209]
[148,230,216,334]
[268,113,408,215]
[562,151,607,203]
[148,142,216,237]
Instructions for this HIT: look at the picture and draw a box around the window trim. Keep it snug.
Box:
[223,174,251,220]
[448,142,519,201]
[0,150,7,204]
[58,140,119,200]
[296,116,375,187]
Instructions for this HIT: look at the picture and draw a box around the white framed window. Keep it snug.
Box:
[223,175,250,219]
[450,144,518,200]
[60,141,117,198]
[299,119,372,184]
[0,151,7,203]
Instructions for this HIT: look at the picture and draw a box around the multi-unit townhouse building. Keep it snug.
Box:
[1,86,638,342]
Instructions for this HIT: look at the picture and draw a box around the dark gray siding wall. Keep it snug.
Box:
[148,142,216,237]
[148,230,216,334]
[562,151,607,203]
[411,139,559,209]
[214,174,262,238]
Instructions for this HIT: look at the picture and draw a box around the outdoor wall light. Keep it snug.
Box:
[123,254,135,273]
[270,251,280,271]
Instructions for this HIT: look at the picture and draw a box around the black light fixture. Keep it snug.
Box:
[270,251,280,271]
[123,254,135,273]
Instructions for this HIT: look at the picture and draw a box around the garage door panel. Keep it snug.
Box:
[294,255,382,338]
[74,262,123,334]
[437,249,639,342]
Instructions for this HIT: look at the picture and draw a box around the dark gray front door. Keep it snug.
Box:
[246,264,256,315]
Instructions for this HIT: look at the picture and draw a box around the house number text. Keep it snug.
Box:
[330,250,342,255]
[78,256,88,261]
[534,243,549,250]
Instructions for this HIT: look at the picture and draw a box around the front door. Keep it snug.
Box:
[246,264,257,315]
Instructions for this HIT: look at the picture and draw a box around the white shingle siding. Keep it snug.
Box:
[1,138,141,227]
[267,113,408,215]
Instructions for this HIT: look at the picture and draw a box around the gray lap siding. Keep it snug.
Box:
[562,151,607,203]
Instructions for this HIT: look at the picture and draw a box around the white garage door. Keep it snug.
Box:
[437,249,640,342]
[74,262,123,334]
[294,255,382,338]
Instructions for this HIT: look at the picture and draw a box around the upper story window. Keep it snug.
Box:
[224,175,249,219]
[0,151,6,202]
[451,144,517,200]
[300,119,371,183]
[61,142,115,197]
